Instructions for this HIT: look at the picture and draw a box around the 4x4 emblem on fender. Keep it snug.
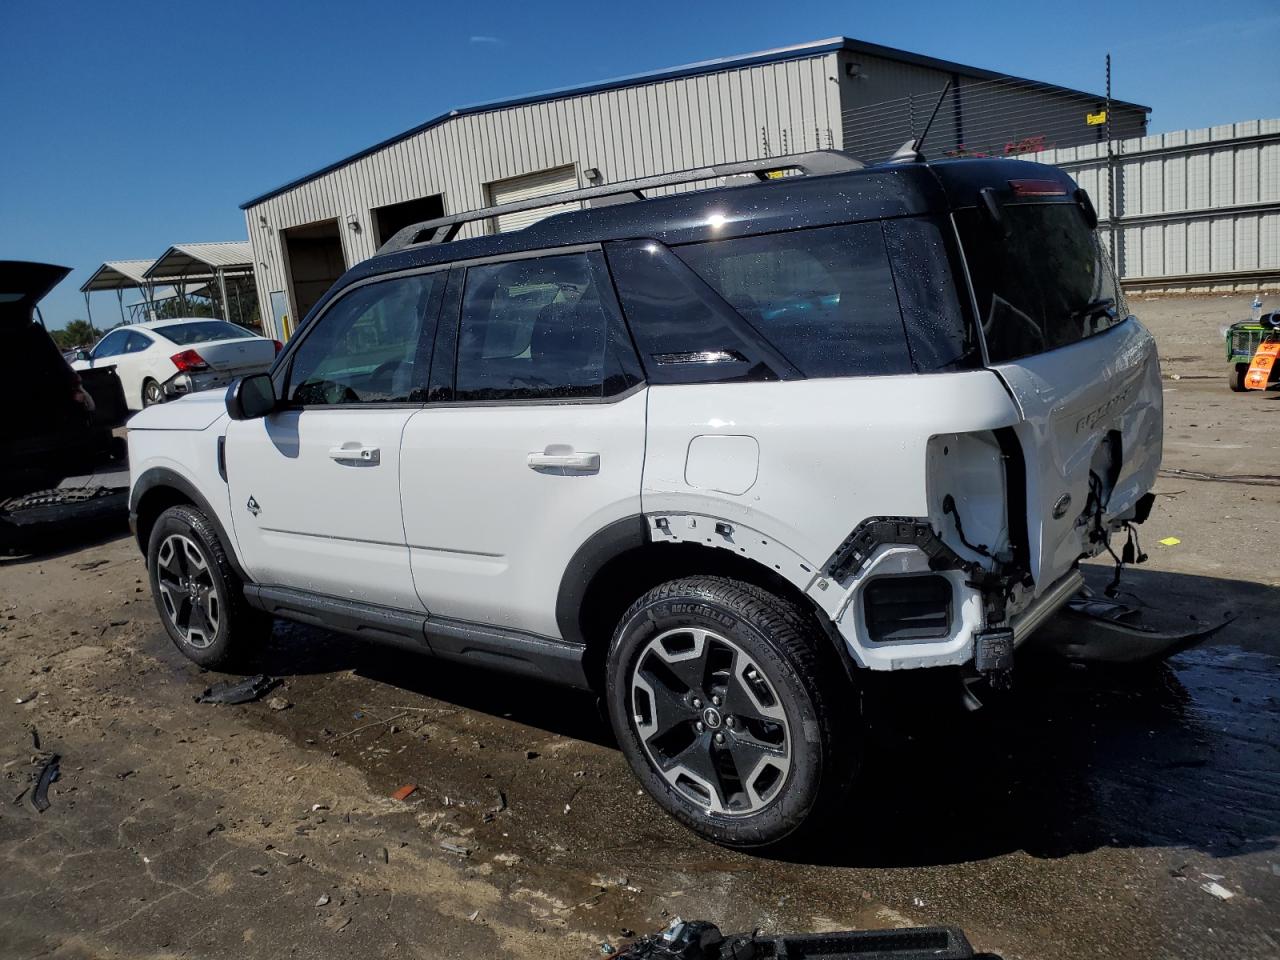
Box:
[246,496,261,516]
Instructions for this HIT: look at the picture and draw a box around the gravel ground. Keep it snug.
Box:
[1,292,1278,959]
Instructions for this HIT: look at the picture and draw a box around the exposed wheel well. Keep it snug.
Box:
[134,485,195,553]
[575,541,843,694]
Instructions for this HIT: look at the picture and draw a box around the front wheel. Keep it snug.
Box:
[142,379,164,407]
[146,504,267,668]
[605,576,857,848]
[1229,362,1249,392]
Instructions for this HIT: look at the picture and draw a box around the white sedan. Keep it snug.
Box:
[72,318,281,411]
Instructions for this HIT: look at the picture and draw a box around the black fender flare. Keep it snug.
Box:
[130,467,252,583]
[554,515,649,646]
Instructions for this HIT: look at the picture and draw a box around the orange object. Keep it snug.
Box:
[390,784,417,801]
[1245,339,1280,390]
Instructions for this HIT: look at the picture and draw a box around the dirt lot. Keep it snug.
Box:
[2,294,1279,960]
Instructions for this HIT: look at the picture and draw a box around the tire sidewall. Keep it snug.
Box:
[606,589,826,848]
[143,380,163,407]
[147,507,234,666]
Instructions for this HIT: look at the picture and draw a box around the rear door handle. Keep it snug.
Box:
[527,447,600,472]
[329,443,380,464]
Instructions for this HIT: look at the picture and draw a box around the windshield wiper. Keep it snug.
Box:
[1069,297,1118,322]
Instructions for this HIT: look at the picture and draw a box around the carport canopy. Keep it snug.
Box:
[79,259,158,293]
[143,242,252,281]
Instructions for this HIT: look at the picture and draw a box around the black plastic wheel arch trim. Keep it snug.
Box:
[554,514,649,646]
[129,467,251,583]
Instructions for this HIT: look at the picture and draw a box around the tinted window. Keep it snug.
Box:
[124,331,152,354]
[158,321,254,345]
[955,202,1126,363]
[92,329,129,359]
[674,223,911,378]
[881,217,982,372]
[455,253,630,401]
[605,241,786,384]
[287,272,443,405]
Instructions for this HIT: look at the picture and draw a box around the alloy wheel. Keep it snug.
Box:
[630,626,791,816]
[155,533,220,649]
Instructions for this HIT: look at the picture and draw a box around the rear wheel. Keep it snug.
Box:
[142,378,164,406]
[606,576,857,848]
[146,504,266,668]
[1229,362,1249,392]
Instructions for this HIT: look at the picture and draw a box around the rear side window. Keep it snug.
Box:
[955,202,1126,363]
[605,241,791,384]
[674,223,912,378]
[454,252,638,402]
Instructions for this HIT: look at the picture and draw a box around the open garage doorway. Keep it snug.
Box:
[282,219,345,328]
[372,194,445,247]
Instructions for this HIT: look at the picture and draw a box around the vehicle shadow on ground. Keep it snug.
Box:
[796,564,1280,869]
[240,566,1279,869]
[246,620,614,748]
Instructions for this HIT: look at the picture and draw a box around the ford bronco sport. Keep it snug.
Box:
[128,151,1162,847]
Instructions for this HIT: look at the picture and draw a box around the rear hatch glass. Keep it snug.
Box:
[157,320,254,345]
[955,202,1126,363]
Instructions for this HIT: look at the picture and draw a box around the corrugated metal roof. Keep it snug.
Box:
[143,242,253,279]
[239,35,1151,210]
[79,259,157,292]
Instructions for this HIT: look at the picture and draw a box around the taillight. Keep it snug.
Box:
[171,349,209,372]
[272,339,284,355]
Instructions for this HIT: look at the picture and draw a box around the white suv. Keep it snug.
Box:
[128,152,1162,847]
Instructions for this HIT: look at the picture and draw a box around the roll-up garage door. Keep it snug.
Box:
[487,165,580,233]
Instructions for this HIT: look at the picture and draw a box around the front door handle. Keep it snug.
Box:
[527,446,600,472]
[329,443,380,464]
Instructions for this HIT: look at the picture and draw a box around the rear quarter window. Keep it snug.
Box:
[673,222,912,378]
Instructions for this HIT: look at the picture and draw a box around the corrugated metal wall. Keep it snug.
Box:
[244,54,843,337]
[1027,119,1280,289]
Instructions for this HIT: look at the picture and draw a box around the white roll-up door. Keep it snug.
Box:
[487,165,580,233]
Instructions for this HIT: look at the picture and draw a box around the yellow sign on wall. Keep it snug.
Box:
[1086,110,1108,126]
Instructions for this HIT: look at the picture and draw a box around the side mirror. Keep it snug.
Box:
[75,349,90,362]
[1075,187,1099,230]
[226,373,277,420]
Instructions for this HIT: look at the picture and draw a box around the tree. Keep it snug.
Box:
[52,319,100,350]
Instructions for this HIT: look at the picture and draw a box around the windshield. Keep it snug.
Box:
[158,320,254,345]
[955,202,1126,363]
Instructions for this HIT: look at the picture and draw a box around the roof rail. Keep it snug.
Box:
[377,150,863,254]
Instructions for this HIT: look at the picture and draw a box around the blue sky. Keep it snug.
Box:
[4,0,1278,329]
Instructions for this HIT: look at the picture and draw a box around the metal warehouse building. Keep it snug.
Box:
[241,36,1148,339]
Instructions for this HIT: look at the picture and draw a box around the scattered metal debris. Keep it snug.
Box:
[195,674,278,705]
[390,784,417,802]
[439,840,472,858]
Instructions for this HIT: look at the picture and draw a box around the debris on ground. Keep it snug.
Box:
[195,674,279,705]
[73,559,110,571]
[27,752,61,813]
[439,840,472,858]
[315,894,331,907]
[268,696,291,711]
[390,783,417,801]
[1200,879,1235,900]
[613,920,981,960]
[1033,589,1233,664]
